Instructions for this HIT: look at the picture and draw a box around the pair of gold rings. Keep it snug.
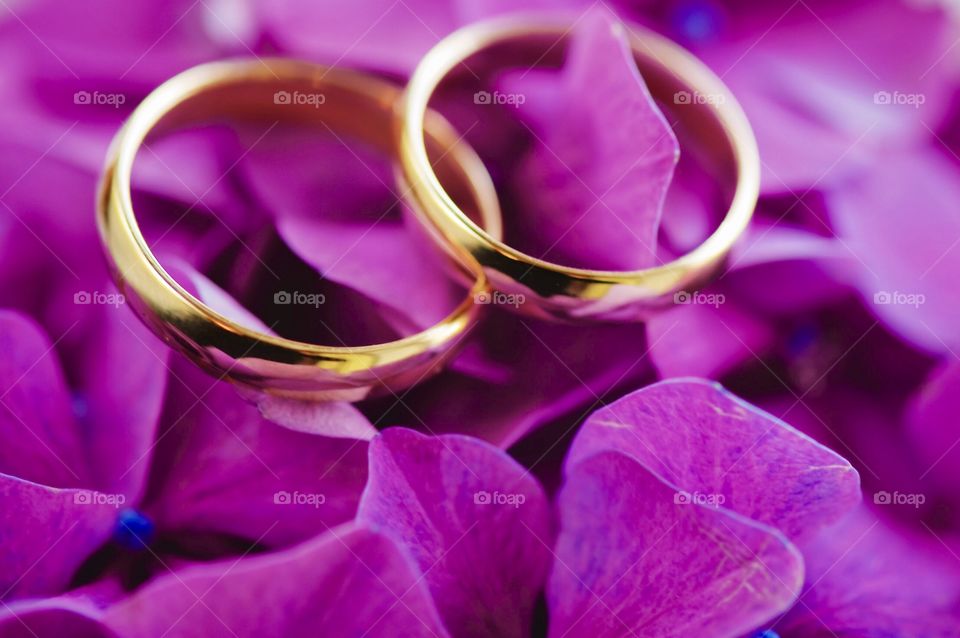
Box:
[97,16,760,401]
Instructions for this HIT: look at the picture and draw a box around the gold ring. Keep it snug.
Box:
[98,59,501,401]
[398,16,760,322]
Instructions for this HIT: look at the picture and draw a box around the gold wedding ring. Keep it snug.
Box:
[97,59,500,401]
[398,16,760,322]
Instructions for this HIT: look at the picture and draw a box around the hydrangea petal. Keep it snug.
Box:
[384,309,652,447]
[723,224,856,315]
[0,476,117,599]
[164,260,276,335]
[549,451,802,638]
[699,0,953,193]
[778,506,960,636]
[0,602,116,638]
[829,149,960,354]
[567,379,861,542]
[142,360,369,548]
[254,0,458,74]
[906,361,960,495]
[253,395,378,440]
[512,8,679,269]
[241,129,460,332]
[647,300,774,380]
[62,303,169,499]
[357,428,552,637]
[6,0,229,86]
[0,311,88,488]
[103,523,450,638]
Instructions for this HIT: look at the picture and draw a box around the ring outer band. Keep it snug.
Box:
[98,58,499,401]
[398,16,761,322]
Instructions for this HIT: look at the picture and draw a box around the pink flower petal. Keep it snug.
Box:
[829,149,960,354]
[512,8,679,269]
[0,476,117,598]
[0,601,116,638]
[567,379,861,542]
[780,506,960,636]
[386,310,653,448]
[906,361,960,496]
[103,523,450,637]
[142,360,369,548]
[357,428,553,637]
[549,451,802,638]
[0,311,88,488]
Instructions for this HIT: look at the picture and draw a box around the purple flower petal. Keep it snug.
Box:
[0,600,116,638]
[0,476,117,599]
[132,127,251,217]
[829,149,960,354]
[240,129,461,332]
[5,0,231,86]
[253,394,378,440]
[254,0,458,74]
[388,310,653,448]
[778,506,960,636]
[103,522,450,637]
[511,8,679,270]
[141,360,369,548]
[357,428,553,637]
[906,361,960,495]
[549,451,802,638]
[0,311,88,488]
[700,0,953,194]
[567,379,861,542]
[723,224,856,315]
[647,301,775,379]
[165,260,277,334]
[65,304,170,499]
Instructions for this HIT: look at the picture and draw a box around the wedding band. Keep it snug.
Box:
[398,16,760,322]
[98,59,500,401]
